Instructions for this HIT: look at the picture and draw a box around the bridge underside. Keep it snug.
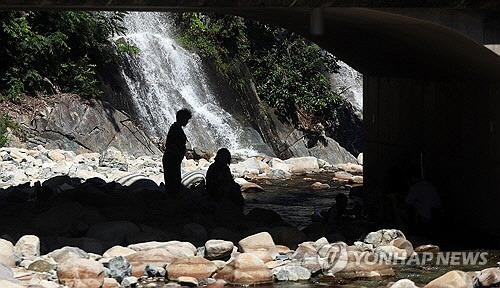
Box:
[4,2,500,245]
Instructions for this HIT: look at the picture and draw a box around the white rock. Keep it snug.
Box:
[0,239,16,267]
[357,153,363,165]
[15,235,40,259]
[284,157,319,171]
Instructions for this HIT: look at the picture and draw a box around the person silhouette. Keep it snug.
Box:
[206,148,244,207]
[163,109,192,196]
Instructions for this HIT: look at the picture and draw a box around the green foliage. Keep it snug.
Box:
[0,115,15,147]
[0,11,137,100]
[173,13,340,121]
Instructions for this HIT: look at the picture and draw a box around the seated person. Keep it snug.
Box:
[206,148,244,207]
[326,193,349,224]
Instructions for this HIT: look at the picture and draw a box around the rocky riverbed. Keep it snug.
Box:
[1,146,499,288]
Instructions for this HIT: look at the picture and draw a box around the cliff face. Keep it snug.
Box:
[1,94,160,157]
[203,59,358,164]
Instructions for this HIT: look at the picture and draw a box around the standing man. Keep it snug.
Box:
[163,109,192,196]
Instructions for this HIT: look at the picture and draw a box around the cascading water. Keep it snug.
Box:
[117,12,256,154]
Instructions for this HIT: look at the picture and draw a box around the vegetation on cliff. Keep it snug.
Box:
[173,13,341,125]
[0,11,135,101]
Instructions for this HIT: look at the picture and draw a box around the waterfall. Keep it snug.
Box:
[117,12,256,154]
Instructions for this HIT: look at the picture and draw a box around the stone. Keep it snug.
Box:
[0,263,14,281]
[269,226,307,250]
[238,232,279,263]
[121,276,138,287]
[204,240,234,260]
[268,168,290,179]
[0,280,25,288]
[331,251,395,279]
[15,235,40,259]
[352,175,364,184]
[145,263,159,277]
[311,182,330,190]
[166,256,217,280]
[477,267,500,286]
[284,157,319,171]
[386,279,419,288]
[240,182,265,193]
[102,278,120,288]
[414,245,440,253]
[273,264,311,281]
[177,276,198,287]
[57,258,105,288]
[48,149,66,161]
[127,241,197,257]
[270,158,291,172]
[103,246,137,258]
[364,229,406,248]
[125,248,177,277]
[424,270,475,288]
[0,239,16,267]
[49,246,89,263]
[231,158,270,176]
[390,237,414,256]
[357,153,363,165]
[340,163,363,173]
[333,171,354,181]
[28,260,55,273]
[216,253,273,285]
[375,245,410,261]
[108,256,131,282]
[100,147,128,171]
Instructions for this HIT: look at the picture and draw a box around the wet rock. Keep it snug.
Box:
[108,256,131,282]
[204,240,234,260]
[216,253,273,285]
[364,229,406,248]
[238,232,279,263]
[273,263,311,281]
[125,248,176,277]
[0,239,16,267]
[15,235,40,259]
[177,276,198,287]
[414,245,440,253]
[477,267,500,286]
[166,256,217,280]
[103,246,136,258]
[121,276,138,287]
[424,270,475,288]
[57,258,105,288]
[240,182,265,193]
[48,246,89,263]
[311,182,330,190]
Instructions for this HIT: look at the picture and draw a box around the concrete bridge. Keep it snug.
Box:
[5,1,500,246]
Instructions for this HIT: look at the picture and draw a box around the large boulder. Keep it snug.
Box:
[216,253,273,285]
[166,256,218,280]
[49,246,89,264]
[127,241,196,259]
[0,239,16,268]
[238,232,279,263]
[331,251,395,279]
[103,246,136,259]
[57,258,105,288]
